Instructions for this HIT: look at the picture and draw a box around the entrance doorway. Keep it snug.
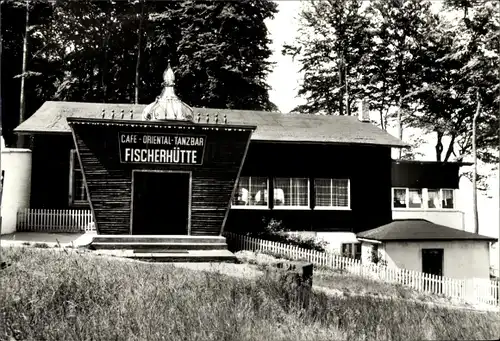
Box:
[422,248,444,276]
[422,248,444,293]
[131,171,190,235]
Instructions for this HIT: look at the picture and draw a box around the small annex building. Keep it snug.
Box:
[357,219,497,279]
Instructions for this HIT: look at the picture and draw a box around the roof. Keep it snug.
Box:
[357,219,497,242]
[14,101,408,147]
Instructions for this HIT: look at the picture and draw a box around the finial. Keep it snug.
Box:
[163,62,175,86]
[196,113,201,123]
[101,109,105,118]
[224,114,227,124]
[206,113,210,123]
[215,113,219,124]
[130,109,133,119]
[120,109,124,119]
[111,110,115,119]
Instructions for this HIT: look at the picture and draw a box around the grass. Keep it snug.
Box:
[1,247,499,341]
[314,269,454,303]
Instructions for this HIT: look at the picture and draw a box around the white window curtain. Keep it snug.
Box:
[232,176,268,207]
[274,178,309,207]
[315,178,349,208]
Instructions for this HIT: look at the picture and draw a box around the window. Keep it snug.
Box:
[273,177,309,208]
[341,243,361,260]
[442,189,454,209]
[232,176,268,208]
[314,178,350,209]
[393,188,407,208]
[392,188,455,210]
[69,149,88,206]
[427,189,440,208]
[408,189,422,208]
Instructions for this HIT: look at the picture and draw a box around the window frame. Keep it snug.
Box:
[313,178,351,211]
[408,188,423,209]
[272,177,311,210]
[440,188,455,209]
[392,187,457,211]
[392,187,409,209]
[231,176,270,209]
[341,243,361,260]
[69,149,89,207]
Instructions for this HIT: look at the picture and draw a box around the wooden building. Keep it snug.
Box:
[14,65,409,243]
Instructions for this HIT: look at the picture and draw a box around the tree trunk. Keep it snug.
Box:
[472,90,481,235]
[379,110,385,130]
[135,0,145,104]
[345,67,350,116]
[17,0,29,148]
[338,52,344,116]
[443,134,456,162]
[397,97,403,159]
[0,0,4,259]
[435,131,443,162]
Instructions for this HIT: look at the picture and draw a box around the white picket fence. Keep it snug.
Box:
[224,232,500,307]
[16,208,94,233]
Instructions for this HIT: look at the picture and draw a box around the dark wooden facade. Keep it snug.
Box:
[391,161,465,189]
[67,118,254,235]
[28,131,395,235]
[228,142,393,234]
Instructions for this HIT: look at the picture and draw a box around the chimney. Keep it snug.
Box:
[358,99,370,122]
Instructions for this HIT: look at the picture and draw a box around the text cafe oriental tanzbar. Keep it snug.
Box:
[67,67,256,237]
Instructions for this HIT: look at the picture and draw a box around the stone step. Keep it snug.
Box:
[92,235,226,244]
[90,242,228,251]
[94,249,237,263]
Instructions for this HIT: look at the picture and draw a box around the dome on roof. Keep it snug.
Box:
[142,64,193,121]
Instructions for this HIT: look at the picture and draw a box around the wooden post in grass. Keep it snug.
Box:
[264,261,313,310]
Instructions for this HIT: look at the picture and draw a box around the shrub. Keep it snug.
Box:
[245,218,327,252]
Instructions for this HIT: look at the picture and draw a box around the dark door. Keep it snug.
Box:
[422,248,444,276]
[132,171,190,235]
[422,248,444,293]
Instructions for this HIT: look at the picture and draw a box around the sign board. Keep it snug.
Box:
[118,132,207,165]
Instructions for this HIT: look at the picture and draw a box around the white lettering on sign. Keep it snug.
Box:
[124,148,198,164]
[121,134,137,144]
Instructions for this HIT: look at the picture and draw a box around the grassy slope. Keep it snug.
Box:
[1,247,499,341]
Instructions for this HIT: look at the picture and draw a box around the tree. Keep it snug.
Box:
[282,0,371,115]
[174,0,278,111]
[405,1,499,164]
[29,0,279,110]
[362,0,438,147]
[0,0,53,146]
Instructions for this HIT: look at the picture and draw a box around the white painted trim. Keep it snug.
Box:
[357,237,382,244]
[273,206,312,210]
[68,149,88,207]
[230,206,270,210]
[313,207,352,211]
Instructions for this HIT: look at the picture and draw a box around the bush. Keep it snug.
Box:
[245,218,327,252]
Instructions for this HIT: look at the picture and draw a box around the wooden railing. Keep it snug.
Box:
[224,232,500,307]
[16,208,94,233]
